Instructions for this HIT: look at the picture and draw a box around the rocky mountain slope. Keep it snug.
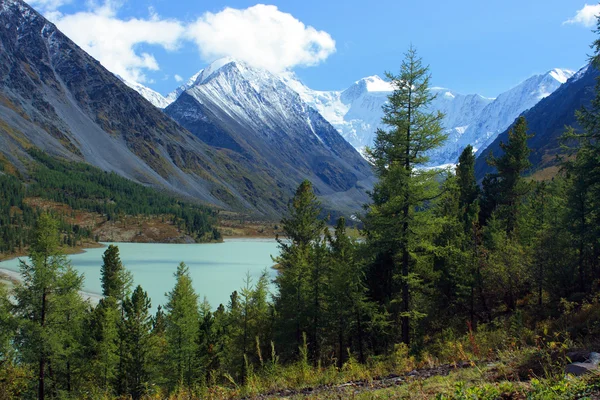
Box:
[164,59,375,214]
[475,65,598,180]
[120,77,170,109]
[0,0,372,216]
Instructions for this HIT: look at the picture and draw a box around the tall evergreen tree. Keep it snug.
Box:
[13,213,85,399]
[455,146,483,325]
[121,285,154,400]
[100,245,132,301]
[363,45,446,346]
[486,116,532,234]
[326,217,372,365]
[88,245,132,395]
[164,262,199,390]
[456,145,480,225]
[560,19,600,292]
[273,180,325,358]
[89,297,120,393]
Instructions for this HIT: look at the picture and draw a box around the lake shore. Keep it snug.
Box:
[0,267,102,305]
[0,239,279,311]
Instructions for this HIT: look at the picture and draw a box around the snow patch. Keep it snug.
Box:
[549,68,576,84]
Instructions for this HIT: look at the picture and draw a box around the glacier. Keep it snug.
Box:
[125,58,574,167]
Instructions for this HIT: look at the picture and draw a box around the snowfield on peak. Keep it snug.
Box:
[163,58,376,215]
[120,78,171,109]
[124,57,575,167]
[280,68,575,166]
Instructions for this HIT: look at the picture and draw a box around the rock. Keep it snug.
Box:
[565,362,598,376]
[589,352,600,366]
[567,350,591,363]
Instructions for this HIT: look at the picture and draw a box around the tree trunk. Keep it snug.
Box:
[356,308,365,364]
[39,288,47,400]
[401,78,412,347]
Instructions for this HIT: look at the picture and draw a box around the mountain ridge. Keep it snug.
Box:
[475,64,598,180]
[164,59,375,215]
[0,0,372,217]
[143,59,572,167]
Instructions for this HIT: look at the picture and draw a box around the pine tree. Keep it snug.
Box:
[164,262,199,390]
[363,46,446,346]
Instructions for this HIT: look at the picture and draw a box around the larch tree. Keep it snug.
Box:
[560,18,600,292]
[164,262,199,390]
[13,213,85,399]
[363,45,446,346]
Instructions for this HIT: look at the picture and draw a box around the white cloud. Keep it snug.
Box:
[48,2,185,83]
[186,4,336,72]
[32,2,335,84]
[564,4,600,27]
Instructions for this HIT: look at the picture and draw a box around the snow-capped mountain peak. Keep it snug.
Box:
[358,75,393,92]
[118,77,170,109]
[196,56,238,83]
[163,57,375,213]
[469,68,575,156]
[123,54,576,167]
[279,67,574,165]
[549,68,576,84]
[164,57,242,104]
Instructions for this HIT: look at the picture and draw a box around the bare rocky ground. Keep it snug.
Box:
[24,197,196,243]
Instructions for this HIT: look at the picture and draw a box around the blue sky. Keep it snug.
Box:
[30,0,599,97]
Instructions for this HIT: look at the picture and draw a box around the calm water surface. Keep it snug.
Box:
[0,239,280,311]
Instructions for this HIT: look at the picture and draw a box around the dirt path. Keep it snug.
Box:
[250,362,473,399]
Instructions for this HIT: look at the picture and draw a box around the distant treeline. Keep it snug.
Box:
[0,149,221,254]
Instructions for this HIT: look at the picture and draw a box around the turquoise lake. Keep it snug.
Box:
[0,239,280,311]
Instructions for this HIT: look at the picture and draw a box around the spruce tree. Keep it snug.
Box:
[456,145,480,223]
[100,244,132,302]
[486,116,532,234]
[90,245,131,395]
[273,180,325,358]
[455,145,483,325]
[89,297,120,393]
[363,46,446,346]
[121,285,154,400]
